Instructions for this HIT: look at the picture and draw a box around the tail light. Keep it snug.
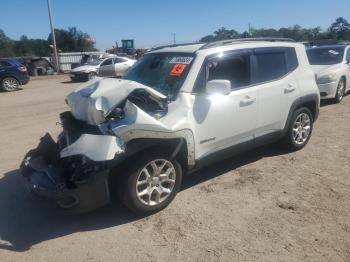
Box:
[18,66,27,72]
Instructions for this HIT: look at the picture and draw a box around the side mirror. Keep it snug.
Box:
[206,80,231,95]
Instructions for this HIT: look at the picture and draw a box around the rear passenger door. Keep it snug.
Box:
[252,47,300,140]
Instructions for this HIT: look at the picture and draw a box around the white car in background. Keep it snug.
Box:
[70,56,135,82]
[98,56,136,78]
[307,45,350,103]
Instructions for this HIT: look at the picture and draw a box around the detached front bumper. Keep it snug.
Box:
[20,134,111,213]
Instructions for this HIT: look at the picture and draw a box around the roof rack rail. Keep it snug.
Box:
[199,37,295,50]
[150,42,202,51]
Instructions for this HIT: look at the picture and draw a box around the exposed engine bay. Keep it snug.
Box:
[127,89,168,119]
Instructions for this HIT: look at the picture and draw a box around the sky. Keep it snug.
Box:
[0,0,349,50]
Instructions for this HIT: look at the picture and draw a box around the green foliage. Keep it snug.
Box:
[47,27,97,52]
[200,17,350,42]
[0,27,97,58]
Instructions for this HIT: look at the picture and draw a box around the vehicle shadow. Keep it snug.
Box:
[320,100,334,107]
[61,80,75,84]
[0,144,288,252]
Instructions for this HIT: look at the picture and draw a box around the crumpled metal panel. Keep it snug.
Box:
[66,78,166,125]
[60,134,124,161]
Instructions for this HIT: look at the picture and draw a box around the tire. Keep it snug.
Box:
[87,72,97,81]
[334,78,345,103]
[1,77,19,92]
[282,107,313,151]
[111,150,183,214]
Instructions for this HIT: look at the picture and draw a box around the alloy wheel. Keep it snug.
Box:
[337,80,345,101]
[3,78,19,91]
[292,113,311,145]
[135,159,176,206]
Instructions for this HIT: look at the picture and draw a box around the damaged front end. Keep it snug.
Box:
[20,112,125,213]
[20,77,193,213]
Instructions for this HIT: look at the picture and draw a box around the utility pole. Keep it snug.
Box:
[248,23,252,36]
[47,0,60,73]
[173,33,176,44]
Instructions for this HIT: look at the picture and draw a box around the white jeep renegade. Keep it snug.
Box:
[21,38,320,214]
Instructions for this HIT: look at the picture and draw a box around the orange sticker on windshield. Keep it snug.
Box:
[170,64,187,76]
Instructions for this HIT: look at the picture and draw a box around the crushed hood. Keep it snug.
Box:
[66,78,166,125]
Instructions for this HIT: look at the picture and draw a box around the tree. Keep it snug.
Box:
[329,17,350,40]
[47,27,97,52]
[200,27,239,42]
[0,29,14,57]
[200,17,350,44]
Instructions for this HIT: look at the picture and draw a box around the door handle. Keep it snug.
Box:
[284,84,296,93]
[240,96,256,106]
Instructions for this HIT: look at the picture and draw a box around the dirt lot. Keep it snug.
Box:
[0,75,349,262]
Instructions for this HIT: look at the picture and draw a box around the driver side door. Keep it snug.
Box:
[192,50,258,160]
[98,58,114,77]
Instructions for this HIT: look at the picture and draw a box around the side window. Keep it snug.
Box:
[100,59,112,66]
[207,53,251,89]
[254,50,287,83]
[286,47,298,71]
[114,58,127,63]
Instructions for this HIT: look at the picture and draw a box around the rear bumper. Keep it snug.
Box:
[20,134,111,213]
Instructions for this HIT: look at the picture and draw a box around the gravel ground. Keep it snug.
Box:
[0,75,349,262]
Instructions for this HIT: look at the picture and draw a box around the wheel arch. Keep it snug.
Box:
[111,136,192,174]
[0,74,20,83]
[283,93,319,134]
[340,75,346,88]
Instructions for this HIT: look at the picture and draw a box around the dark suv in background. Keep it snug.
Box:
[0,59,30,91]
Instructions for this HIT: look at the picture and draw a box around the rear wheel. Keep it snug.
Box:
[2,77,19,91]
[111,151,183,214]
[334,78,345,103]
[282,107,313,151]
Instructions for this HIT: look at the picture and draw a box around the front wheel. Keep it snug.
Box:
[112,152,183,214]
[87,72,97,80]
[282,107,313,151]
[334,78,345,103]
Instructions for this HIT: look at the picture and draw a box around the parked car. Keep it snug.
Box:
[69,56,135,82]
[98,56,136,77]
[0,58,30,91]
[21,39,320,214]
[70,53,110,70]
[307,45,350,103]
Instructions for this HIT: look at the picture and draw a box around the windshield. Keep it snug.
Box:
[123,53,195,100]
[307,47,345,65]
[88,58,103,65]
